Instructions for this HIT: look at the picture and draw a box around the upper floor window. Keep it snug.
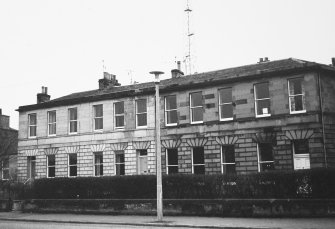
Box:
[221,145,236,175]
[1,158,9,180]
[68,108,78,134]
[28,113,37,138]
[254,82,271,117]
[190,92,203,124]
[93,104,103,131]
[165,95,177,126]
[288,78,306,114]
[219,88,233,121]
[136,99,147,128]
[47,111,56,136]
[114,101,125,129]
[257,143,274,172]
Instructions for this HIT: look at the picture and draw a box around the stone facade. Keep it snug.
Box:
[17,58,335,181]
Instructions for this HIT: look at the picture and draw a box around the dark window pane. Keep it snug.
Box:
[259,144,273,162]
[136,99,147,113]
[166,95,177,110]
[255,83,269,99]
[192,107,203,122]
[116,164,125,175]
[137,113,147,126]
[95,164,103,176]
[219,88,232,103]
[167,110,178,124]
[220,104,233,119]
[193,147,204,164]
[3,170,9,179]
[48,155,55,166]
[69,108,77,120]
[48,111,56,123]
[69,154,77,165]
[168,166,178,174]
[222,164,236,175]
[167,149,178,165]
[294,140,309,154]
[94,105,103,117]
[194,165,205,174]
[139,150,147,156]
[48,167,55,177]
[290,95,305,111]
[116,152,125,163]
[29,114,37,125]
[256,99,271,115]
[49,123,56,135]
[30,126,36,137]
[3,159,9,168]
[70,121,77,132]
[290,78,303,95]
[115,116,124,127]
[191,92,202,107]
[95,118,103,130]
[70,166,77,176]
[222,146,235,163]
[260,162,274,172]
[95,153,103,164]
[115,102,124,114]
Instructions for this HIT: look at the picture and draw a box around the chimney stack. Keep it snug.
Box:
[37,86,51,104]
[99,72,121,89]
[0,108,2,115]
[258,58,264,63]
[171,61,184,78]
[332,57,335,67]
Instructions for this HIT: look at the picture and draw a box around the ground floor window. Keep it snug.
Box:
[68,153,77,177]
[292,140,310,170]
[166,148,178,174]
[192,147,205,174]
[221,145,236,175]
[137,149,148,174]
[47,155,55,178]
[257,143,274,172]
[1,158,9,180]
[115,151,125,175]
[94,152,103,176]
[27,156,36,179]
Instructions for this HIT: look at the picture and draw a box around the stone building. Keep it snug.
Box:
[0,109,18,180]
[16,58,335,181]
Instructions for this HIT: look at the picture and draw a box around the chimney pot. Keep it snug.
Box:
[264,57,269,62]
[37,86,51,104]
[99,72,120,89]
[259,58,263,63]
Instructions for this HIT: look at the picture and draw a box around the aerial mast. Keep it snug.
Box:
[185,0,194,75]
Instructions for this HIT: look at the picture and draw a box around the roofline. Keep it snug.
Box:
[17,63,335,112]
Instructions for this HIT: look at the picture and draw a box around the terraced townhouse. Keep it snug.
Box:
[16,58,335,181]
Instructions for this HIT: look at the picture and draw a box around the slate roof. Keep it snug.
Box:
[17,58,335,112]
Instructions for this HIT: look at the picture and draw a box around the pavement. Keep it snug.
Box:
[0,212,335,229]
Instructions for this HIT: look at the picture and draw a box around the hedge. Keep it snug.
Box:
[12,168,335,199]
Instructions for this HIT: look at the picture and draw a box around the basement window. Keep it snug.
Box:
[257,143,274,172]
[47,155,55,178]
[192,147,205,174]
[1,158,9,180]
[68,153,77,177]
[94,152,103,176]
[115,151,125,175]
[166,148,178,174]
[221,145,236,175]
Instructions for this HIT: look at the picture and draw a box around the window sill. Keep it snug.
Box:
[220,118,233,121]
[165,123,177,127]
[290,110,306,114]
[28,136,37,139]
[93,129,104,133]
[136,126,148,129]
[255,114,271,118]
[68,132,78,135]
[191,121,204,125]
[47,134,57,137]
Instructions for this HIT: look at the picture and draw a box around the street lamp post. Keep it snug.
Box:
[150,71,164,222]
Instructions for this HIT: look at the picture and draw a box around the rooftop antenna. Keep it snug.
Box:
[102,60,106,75]
[185,0,194,75]
[128,70,133,84]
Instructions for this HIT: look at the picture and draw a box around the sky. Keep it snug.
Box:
[0,0,335,129]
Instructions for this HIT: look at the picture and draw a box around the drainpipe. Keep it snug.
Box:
[317,70,327,168]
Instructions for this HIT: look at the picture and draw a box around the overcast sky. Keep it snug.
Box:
[1,0,335,129]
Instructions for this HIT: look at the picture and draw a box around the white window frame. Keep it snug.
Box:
[1,158,10,180]
[136,99,147,128]
[114,101,125,129]
[218,88,233,121]
[115,150,125,176]
[28,113,37,138]
[221,145,236,174]
[166,149,178,174]
[190,92,203,124]
[68,153,77,177]
[93,104,103,131]
[288,78,306,114]
[47,110,57,136]
[165,95,178,126]
[254,83,271,118]
[68,107,78,134]
[292,140,310,170]
[257,143,275,172]
[137,149,148,174]
[191,147,205,174]
[27,156,36,179]
[94,152,103,177]
[47,155,56,178]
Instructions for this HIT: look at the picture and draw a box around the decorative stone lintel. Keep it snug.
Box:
[110,142,128,151]
[44,147,59,156]
[252,132,277,144]
[90,144,106,152]
[215,135,239,145]
[132,141,151,150]
[24,149,38,157]
[161,139,182,149]
[64,146,80,154]
[186,138,208,147]
[284,129,314,140]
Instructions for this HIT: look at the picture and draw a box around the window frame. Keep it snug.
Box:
[191,147,205,174]
[28,113,37,138]
[288,77,306,114]
[136,99,147,128]
[114,101,125,129]
[47,110,57,136]
[166,148,178,174]
[254,82,271,118]
[68,153,77,177]
[221,145,236,175]
[27,156,36,179]
[218,87,234,121]
[47,155,56,178]
[165,95,178,126]
[257,143,275,172]
[137,149,148,174]
[115,150,125,176]
[292,139,310,170]
[1,158,10,180]
[94,152,103,177]
[93,104,103,131]
[68,107,78,134]
[190,92,203,124]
